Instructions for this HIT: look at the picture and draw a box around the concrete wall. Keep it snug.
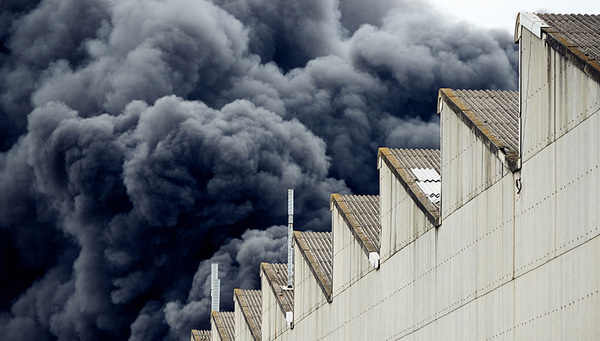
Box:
[216,20,600,341]
[378,157,435,261]
[440,100,508,220]
[516,28,600,277]
[293,242,329,325]
[210,314,222,341]
[260,270,291,341]
[234,297,254,341]
[520,28,600,163]
[331,204,374,295]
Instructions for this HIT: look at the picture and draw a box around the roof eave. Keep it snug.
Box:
[514,12,600,86]
[259,263,293,315]
[377,148,441,227]
[438,89,521,172]
[542,29,600,86]
[234,290,262,341]
[293,231,333,302]
[211,311,232,341]
[330,194,380,256]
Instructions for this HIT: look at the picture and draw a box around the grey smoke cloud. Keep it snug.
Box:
[1,95,344,340]
[0,0,518,339]
[160,225,287,341]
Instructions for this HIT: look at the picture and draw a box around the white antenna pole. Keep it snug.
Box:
[211,263,220,311]
[287,189,294,288]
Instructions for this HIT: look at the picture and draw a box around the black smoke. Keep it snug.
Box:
[0,0,517,340]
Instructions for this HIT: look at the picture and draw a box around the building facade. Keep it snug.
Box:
[194,13,600,341]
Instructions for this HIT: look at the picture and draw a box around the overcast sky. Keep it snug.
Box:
[427,0,600,33]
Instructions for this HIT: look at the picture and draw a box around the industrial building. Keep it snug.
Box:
[193,13,600,341]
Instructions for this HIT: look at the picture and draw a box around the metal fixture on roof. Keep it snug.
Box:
[287,189,294,289]
[515,12,550,42]
[211,263,220,312]
[369,252,380,269]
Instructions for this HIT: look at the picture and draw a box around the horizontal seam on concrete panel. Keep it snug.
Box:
[387,234,600,341]
[482,289,600,340]
[522,106,600,163]
[442,173,511,222]
[316,216,515,341]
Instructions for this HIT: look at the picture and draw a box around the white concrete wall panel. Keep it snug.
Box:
[261,273,290,341]
[379,160,394,260]
[555,105,600,256]
[475,282,515,341]
[331,205,373,295]
[410,230,437,333]
[293,243,328,325]
[521,29,554,162]
[474,175,515,297]
[429,299,477,341]
[210,317,221,341]
[514,141,556,277]
[379,162,404,261]
[554,54,600,137]
[441,103,506,220]
[243,24,600,341]
[234,298,254,341]
[514,235,600,340]
[379,161,434,262]
[435,203,477,318]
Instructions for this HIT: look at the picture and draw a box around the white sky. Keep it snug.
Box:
[426,0,600,33]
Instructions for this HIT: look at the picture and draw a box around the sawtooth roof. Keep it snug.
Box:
[438,89,520,172]
[451,90,519,153]
[378,148,441,226]
[191,329,211,341]
[537,13,600,83]
[330,194,380,254]
[211,311,235,341]
[234,289,261,341]
[293,231,333,302]
[260,263,293,314]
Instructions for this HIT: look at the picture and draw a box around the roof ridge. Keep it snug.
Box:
[330,194,381,255]
[211,311,235,341]
[438,88,520,172]
[532,14,600,84]
[191,329,211,341]
[260,263,293,315]
[234,289,262,341]
[293,231,333,302]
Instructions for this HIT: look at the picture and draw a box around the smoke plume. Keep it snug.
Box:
[0,0,517,340]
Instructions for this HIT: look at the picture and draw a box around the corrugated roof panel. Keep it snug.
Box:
[302,232,333,285]
[262,263,293,313]
[416,181,441,205]
[409,167,441,206]
[192,329,211,341]
[537,14,600,63]
[388,149,441,175]
[452,89,520,154]
[294,231,333,301]
[410,168,441,182]
[235,289,261,341]
[337,194,381,252]
[379,148,441,226]
[213,311,235,341]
